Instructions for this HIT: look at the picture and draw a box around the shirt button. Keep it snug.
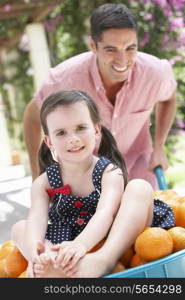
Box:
[113,114,118,118]
[112,131,116,136]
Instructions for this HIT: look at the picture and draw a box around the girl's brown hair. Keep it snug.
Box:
[39,90,128,188]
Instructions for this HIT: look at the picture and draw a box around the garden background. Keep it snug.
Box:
[0,0,185,243]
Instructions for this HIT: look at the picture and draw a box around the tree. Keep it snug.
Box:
[0,0,185,173]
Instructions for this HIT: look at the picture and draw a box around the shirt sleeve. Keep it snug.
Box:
[157,59,177,102]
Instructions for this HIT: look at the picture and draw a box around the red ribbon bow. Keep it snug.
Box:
[46,184,71,197]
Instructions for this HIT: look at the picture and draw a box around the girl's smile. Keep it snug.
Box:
[67,146,85,153]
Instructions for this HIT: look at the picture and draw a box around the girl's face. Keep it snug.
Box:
[44,102,100,164]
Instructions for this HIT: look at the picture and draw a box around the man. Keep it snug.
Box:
[24,3,177,187]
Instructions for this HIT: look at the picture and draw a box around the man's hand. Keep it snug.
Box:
[148,147,168,171]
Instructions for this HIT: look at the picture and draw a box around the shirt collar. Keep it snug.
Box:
[90,52,104,92]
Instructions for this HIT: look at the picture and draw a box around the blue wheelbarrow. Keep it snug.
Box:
[105,166,185,278]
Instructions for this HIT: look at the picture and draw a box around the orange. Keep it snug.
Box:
[111,262,125,274]
[134,227,173,261]
[178,197,185,203]
[0,259,9,278]
[153,189,178,202]
[88,239,105,253]
[130,253,147,268]
[0,242,15,260]
[175,201,185,228]
[1,240,14,249]
[18,270,28,278]
[119,246,134,267]
[4,246,28,277]
[168,226,185,252]
[153,190,163,199]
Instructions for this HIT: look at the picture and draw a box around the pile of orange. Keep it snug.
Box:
[153,189,185,227]
[1,190,185,277]
[0,241,28,278]
[114,225,185,272]
[89,224,185,274]
[111,189,185,272]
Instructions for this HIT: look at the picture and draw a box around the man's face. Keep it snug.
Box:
[90,28,138,87]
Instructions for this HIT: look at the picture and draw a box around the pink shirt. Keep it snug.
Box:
[35,51,177,183]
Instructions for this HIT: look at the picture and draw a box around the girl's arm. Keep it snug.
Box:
[24,172,50,261]
[75,164,124,251]
[53,164,124,269]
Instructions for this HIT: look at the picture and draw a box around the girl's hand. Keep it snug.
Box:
[28,240,45,263]
[51,240,87,269]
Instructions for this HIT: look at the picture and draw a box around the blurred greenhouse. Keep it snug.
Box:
[0,0,185,189]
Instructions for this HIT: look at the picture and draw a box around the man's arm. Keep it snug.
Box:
[149,90,176,171]
[23,99,42,180]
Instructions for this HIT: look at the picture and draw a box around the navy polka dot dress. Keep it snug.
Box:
[151,199,174,229]
[45,156,111,244]
[45,156,174,245]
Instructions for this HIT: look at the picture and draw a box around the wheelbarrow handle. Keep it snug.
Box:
[154,166,168,190]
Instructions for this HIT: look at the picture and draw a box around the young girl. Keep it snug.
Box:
[11,90,174,278]
[11,89,127,277]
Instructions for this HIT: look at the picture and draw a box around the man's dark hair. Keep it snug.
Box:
[90,3,138,44]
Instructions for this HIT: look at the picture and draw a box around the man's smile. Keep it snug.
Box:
[112,64,129,73]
